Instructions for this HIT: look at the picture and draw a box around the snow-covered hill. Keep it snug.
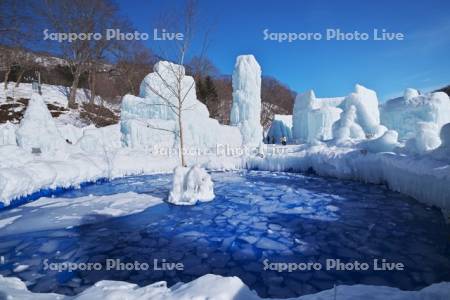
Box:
[0,82,120,127]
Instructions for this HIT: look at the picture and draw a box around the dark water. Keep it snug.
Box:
[0,171,449,298]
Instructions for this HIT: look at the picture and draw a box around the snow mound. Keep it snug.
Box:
[16,93,67,153]
[230,55,263,145]
[168,165,215,205]
[360,130,400,153]
[266,114,292,143]
[332,105,366,144]
[381,90,450,140]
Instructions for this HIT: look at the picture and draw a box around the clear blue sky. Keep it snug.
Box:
[118,0,450,101]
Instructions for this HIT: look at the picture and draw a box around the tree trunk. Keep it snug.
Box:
[178,108,186,167]
[4,68,11,90]
[127,77,135,95]
[15,69,25,87]
[89,70,96,104]
[68,70,81,109]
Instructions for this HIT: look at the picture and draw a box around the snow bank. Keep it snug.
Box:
[56,123,93,144]
[266,114,292,143]
[0,273,448,300]
[121,61,242,150]
[230,55,263,145]
[248,144,450,214]
[168,165,215,205]
[381,90,450,140]
[359,130,400,153]
[15,93,67,153]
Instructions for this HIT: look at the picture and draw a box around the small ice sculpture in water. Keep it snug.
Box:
[168,165,215,205]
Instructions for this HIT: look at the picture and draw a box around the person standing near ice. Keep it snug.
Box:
[230,55,263,146]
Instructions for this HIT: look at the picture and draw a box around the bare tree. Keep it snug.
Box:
[0,0,33,90]
[113,40,155,96]
[40,0,121,108]
[144,0,211,167]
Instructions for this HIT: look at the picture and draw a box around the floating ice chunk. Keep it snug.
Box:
[0,215,21,229]
[256,237,288,251]
[230,55,263,145]
[168,165,215,205]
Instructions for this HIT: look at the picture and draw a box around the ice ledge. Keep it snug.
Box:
[0,274,448,300]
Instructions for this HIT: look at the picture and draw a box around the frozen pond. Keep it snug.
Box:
[0,171,449,298]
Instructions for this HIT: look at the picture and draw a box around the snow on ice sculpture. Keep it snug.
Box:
[292,90,342,143]
[404,122,441,155]
[332,105,366,144]
[359,130,400,153]
[120,61,241,150]
[266,114,292,143]
[168,165,215,205]
[340,84,385,138]
[16,93,67,153]
[230,55,263,145]
[0,122,17,146]
[404,88,420,101]
[381,89,450,140]
[430,123,450,162]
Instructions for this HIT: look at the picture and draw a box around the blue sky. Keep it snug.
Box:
[118,0,450,101]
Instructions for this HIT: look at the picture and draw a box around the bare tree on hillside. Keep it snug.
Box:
[40,0,122,108]
[0,0,35,90]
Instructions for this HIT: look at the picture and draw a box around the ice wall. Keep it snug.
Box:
[120,61,242,150]
[381,89,450,140]
[292,90,343,143]
[230,55,263,145]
